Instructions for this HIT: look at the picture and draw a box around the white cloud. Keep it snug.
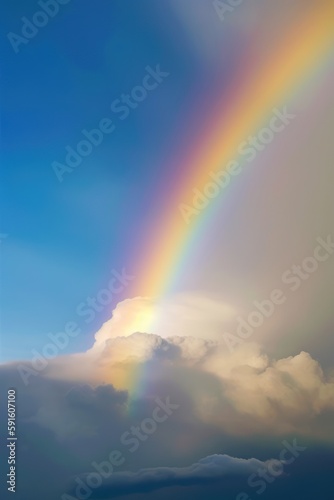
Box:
[92,293,235,348]
[26,295,334,439]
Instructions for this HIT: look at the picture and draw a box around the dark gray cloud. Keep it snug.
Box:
[1,334,334,500]
[76,453,277,499]
[0,365,130,500]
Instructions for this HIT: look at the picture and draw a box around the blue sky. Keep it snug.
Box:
[0,0,240,361]
[0,0,202,359]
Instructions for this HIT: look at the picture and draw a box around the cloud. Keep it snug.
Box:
[1,299,334,500]
[89,308,334,432]
[77,453,281,498]
[83,297,334,435]
[3,295,334,445]
[28,383,128,439]
[45,331,334,438]
[92,293,235,348]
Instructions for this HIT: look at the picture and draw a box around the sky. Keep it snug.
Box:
[0,1,334,500]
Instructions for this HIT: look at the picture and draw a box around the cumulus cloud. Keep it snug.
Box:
[87,297,334,433]
[92,293,235,348]
[28,383,128,439]
[46,333,334,437]
[222,350,334,418]
[1,292,334,500]
[5,295,334,441]
[77,453,281,499]
[31,295,333,437]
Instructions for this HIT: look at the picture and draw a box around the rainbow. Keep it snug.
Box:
[105,3,334,397]
[132,2,334,301]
